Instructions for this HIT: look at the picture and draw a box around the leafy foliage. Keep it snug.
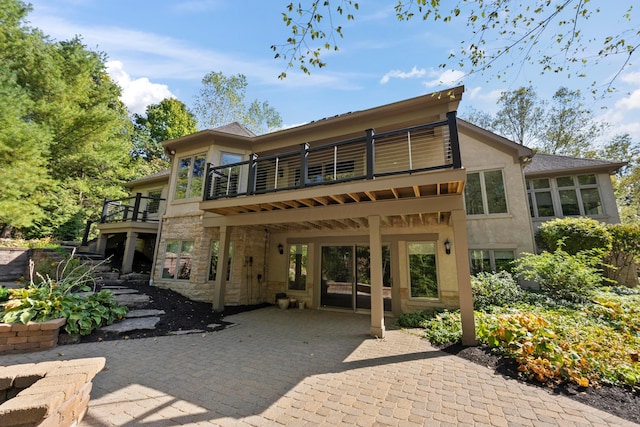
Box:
[132,98,198,171]
[193,71,283,135]
[471,271,522,312]
[535,217,612,255]
[514,246,606,303]
[0,254,128,336]
[275,1,638,93]
[396,309,462,345]
[0,1,134,239]
[605,223,640,286]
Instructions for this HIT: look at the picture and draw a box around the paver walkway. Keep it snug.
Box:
[0,307,636,426]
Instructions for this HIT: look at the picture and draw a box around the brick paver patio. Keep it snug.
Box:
[0,307,635,426]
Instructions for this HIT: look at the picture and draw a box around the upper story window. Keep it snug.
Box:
[212,152,243,198]
[175,153,206,200]
[464,170,507,215]
[527,174,603,218]
[146,189,162,214]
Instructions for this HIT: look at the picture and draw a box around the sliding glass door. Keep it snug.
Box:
[320,245,391,311]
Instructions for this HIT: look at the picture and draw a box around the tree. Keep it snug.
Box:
[469,86,546,146]
[463,86,605,156]
[132,98,198,173]
[0,1,135,239]
[273,1,638,92]
[194,71,283,135]
[540,87,606,157]
[595,133,640,224]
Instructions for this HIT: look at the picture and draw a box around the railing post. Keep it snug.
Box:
[81,220,93,246]
[132,193,142,222]
[365,129,375,179]
[101,199,109,222]
[247,153,258,195]
[446,111,462,169]
[299,143,309,188]
[204,163,212,200]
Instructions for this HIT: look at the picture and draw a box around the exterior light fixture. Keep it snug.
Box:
[444,239,451,255]
[278,243,284,255]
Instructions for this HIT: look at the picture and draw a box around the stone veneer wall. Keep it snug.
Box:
[154,215,271,305]
[0,318,66,355]
[0,357,105,427]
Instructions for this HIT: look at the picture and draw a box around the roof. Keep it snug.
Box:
[456,119,534,160]
[524,153,626,177]
[125,169,170,188]
[213,122,256,137]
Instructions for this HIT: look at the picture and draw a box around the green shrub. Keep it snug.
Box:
[396,309,440,328]
[536,217,612,255]
[471,271,522,311]
[514,246,606,302]
[0,287,9,302]
[606,223,640,287]
[422,310,463,344]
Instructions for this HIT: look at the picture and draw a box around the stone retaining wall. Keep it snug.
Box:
[0,318,66,355]
[0,357,105,427]
[0,248,30,281]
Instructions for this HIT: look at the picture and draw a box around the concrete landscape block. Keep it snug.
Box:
[0,391,65,426]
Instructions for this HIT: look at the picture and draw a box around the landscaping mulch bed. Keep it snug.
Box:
[80,281,639,424]
[79,280,269,343]
[438,342,640,425]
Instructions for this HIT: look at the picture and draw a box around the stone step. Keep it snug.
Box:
[107,288,139,295]
[120,273,151,281]
[100,316,161,333]
[125,309,166,318]
[114,293,150,308]
[96,272,120,281]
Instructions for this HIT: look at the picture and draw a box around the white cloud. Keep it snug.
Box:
[423,69,465,88]
[615,89,640,111]
[107,61,174,115]
[379,66,427,84]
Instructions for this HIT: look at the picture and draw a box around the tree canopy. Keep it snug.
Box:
[0,0,134,239]
[465,86,605,157]
[273,1,639,91]
[193,71,283,135]
[132,98,198,174]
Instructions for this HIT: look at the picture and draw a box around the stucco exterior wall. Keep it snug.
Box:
[459,131,536,257]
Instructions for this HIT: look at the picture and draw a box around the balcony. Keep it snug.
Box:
[200,112,464,221]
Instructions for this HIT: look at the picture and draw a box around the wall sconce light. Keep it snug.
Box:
[444,239,451,255]
[278,243,284,255]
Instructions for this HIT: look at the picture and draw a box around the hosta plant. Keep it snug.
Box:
[1,252,127,336]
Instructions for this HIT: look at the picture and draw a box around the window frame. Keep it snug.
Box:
[464,169,508,216]
[527,174,604,219]
[287,243,308,291]
[469,249,515,275]
[174,153,207,200]
[407,241,439,299]
[162,240,195,281]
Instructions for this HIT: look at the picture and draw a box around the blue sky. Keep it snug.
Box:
[25,1,640,143]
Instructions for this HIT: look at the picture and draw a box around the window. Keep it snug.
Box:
[208,240,219,281]
[408,242,438,298]
[288,244,308,291]
[469,250,515,275]
[162,240,194,280]
[527,174,603,218]
[146,190,162,214]
[464,170,508,215]
[175,154,206,199]
[528,178,556,217]
[213,152,243,197]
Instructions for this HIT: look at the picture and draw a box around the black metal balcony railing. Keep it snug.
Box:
[100,193,165,223]
[204,112,461,201]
